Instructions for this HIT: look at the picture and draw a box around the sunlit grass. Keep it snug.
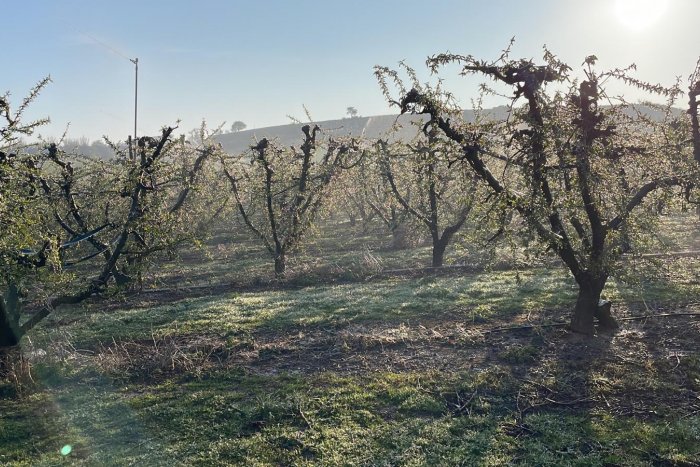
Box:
[30,253,700,353]
[33,268,574,347]
[4,215,700,465]
[4,365,699,465]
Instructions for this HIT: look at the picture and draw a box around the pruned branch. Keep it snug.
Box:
[170,146,214,213]
[607,177,682,231]
[221,156,274,254]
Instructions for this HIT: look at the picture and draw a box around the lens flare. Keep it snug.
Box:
[614,0,669,31]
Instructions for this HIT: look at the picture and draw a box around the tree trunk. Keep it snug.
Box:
[0,294,21,347]
[360,210,374,235]
[0,325,20,347]
[390,224,410,250]
[619,229,633,254]
[569,274,619,335]
[274,250,286,276]
[431,237,448,268]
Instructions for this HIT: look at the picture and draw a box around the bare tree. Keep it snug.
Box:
[1,123,216,346]
[376,50,700,334]
[222,125,363,275]
[378,131,480,267]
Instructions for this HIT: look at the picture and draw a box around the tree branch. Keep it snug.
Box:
[607,177,682,231]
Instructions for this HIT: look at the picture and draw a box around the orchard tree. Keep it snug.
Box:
[222,125,363,275]
[376,48,700,334]
[333,150,416,248]
[365,177,415,251]
[331,161,376,232]
[377,131,481,267]
[690,61,700,164]
[1,117,217,347]
[0,79,52,346]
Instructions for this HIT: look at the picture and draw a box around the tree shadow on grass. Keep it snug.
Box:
[22,260,700,464]
[610,256,700,314]
[30,265,576,352]
[507,312,700,465]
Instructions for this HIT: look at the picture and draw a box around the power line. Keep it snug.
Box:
[76,30,139,141]
[77,30,132,62]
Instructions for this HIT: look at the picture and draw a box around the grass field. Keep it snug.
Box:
[2,215,700,465]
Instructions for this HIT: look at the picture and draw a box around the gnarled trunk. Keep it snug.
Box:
[274,250,286,276]
[569,274,619,335]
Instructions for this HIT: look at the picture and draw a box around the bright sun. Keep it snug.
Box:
[614,0,669,31]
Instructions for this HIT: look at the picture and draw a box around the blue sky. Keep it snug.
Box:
[4,0,699,141]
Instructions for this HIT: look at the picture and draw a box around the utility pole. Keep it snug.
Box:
[130,58,138,141]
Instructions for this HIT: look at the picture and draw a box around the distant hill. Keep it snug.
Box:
[214,107,511,154]
[53,104,682,158]
[213,103,684,155]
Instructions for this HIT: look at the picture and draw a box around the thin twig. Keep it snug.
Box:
[298,406,314,429]
[484,322,569,334]
[620,312,700,321]
[483,312,700,334]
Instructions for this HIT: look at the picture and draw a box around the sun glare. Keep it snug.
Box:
[614,0,669,31]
